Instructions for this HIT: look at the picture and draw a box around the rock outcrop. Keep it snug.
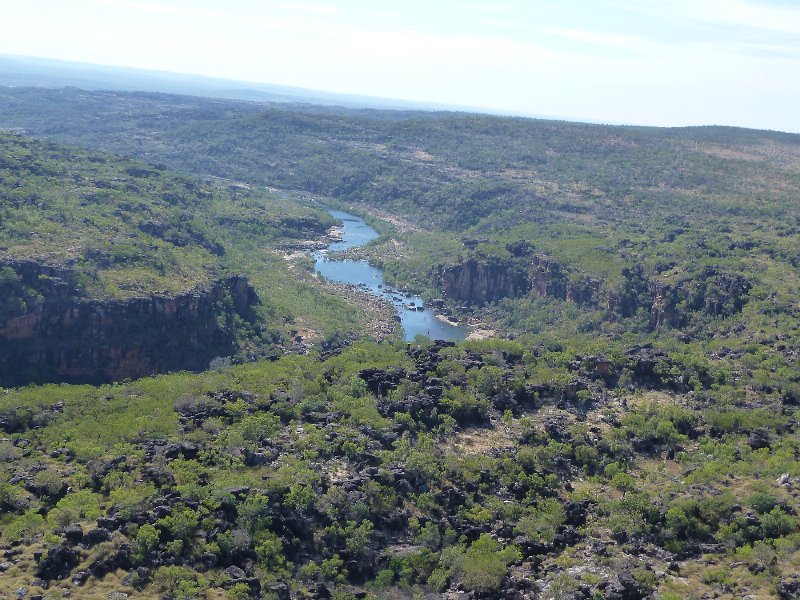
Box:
[437,246,750,331]
[438,253,598,307]
[439,258,530,305]
[0,260,259,386]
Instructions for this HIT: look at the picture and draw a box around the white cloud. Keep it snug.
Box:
[539,27,665,53]
[270,2,338,15]
[624,0,800,36]
[95,0,224,18]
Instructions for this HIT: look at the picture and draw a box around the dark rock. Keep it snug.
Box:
[86,544,131,580]
[201,552,219,569]
[506,240,534,257]
[71,570,90,586]
[667,562,680,573]
[97,516,121,530]
[63,524,83,545]
[83,528,112,546]
[514,537,552,558]
[24,477,67,500]
[224,566,246,579]
[563,500,594,527]
[225,486,251,498]
[221,578,261,595]
[36,544,81,580]
[163,441,200,460]
[554,526,582,547]
[244,448,274,466]
[777,576,800,599]
[397,479,414,495]
[268,582,290,600]
[358,368,406,397]
[115,544,132,570]
[605,571,650,600]
[424,385,443,399]
[747,428,771,450]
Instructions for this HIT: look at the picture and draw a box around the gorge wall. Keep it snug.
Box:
[437,252,750,329]
[439,254,599,307]
[0,260,259,386]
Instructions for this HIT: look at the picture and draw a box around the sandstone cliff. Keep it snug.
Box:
[0,260,258,386]
[438,254,599,307]
[437,251,749,329]
[439,258,530,305]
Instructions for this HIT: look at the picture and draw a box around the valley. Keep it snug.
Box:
[1,85,800,599]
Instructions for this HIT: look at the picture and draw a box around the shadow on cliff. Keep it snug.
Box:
[0,261,261,387]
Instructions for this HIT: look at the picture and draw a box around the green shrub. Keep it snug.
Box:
[461,534,520,594]
[153,566,205,599]
[748,492,778,515]
[47,489,104,528]
[255,529,287,571]
[157,507,199,545]
[664,507,690,536]
[135,523,161,556]
[6,509,45,542]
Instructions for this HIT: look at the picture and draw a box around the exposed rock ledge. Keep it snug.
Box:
[0,260,258,386]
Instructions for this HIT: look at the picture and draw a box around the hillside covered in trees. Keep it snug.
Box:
[1,86,800,598]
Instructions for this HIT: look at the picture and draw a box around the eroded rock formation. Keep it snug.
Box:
[437,248,750,330]
[438,254,599,307]
[0,260,258,386]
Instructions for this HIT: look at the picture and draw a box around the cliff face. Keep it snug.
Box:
[0,261,258,386]
[439,259,530,306]
[439,255,599,307]
[437,254,749,329]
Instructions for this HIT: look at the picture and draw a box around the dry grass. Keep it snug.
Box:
[444,425,515,455]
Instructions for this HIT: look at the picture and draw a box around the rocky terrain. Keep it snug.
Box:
[2,338,800,599]
[1,87,800,600]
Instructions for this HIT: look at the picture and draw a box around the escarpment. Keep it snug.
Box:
[438,253,600,307]
[0,260,259,386]
[438,258,531,305]
[438,250,751,329]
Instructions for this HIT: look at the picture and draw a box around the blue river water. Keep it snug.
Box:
[314,209,468,342]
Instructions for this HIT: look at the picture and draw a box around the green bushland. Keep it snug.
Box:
[1,337,799,598]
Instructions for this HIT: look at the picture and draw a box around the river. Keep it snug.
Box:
[313,209,468,342]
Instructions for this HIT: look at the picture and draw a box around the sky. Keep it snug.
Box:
[3,0,800,132]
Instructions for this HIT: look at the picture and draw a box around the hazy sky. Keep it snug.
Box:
[4,0,800,132]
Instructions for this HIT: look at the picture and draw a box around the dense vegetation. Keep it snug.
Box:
[2,86,800,598]
[3,337,800,599]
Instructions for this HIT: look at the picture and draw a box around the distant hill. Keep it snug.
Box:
[0,53,469,112]
[3,85,799,357]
